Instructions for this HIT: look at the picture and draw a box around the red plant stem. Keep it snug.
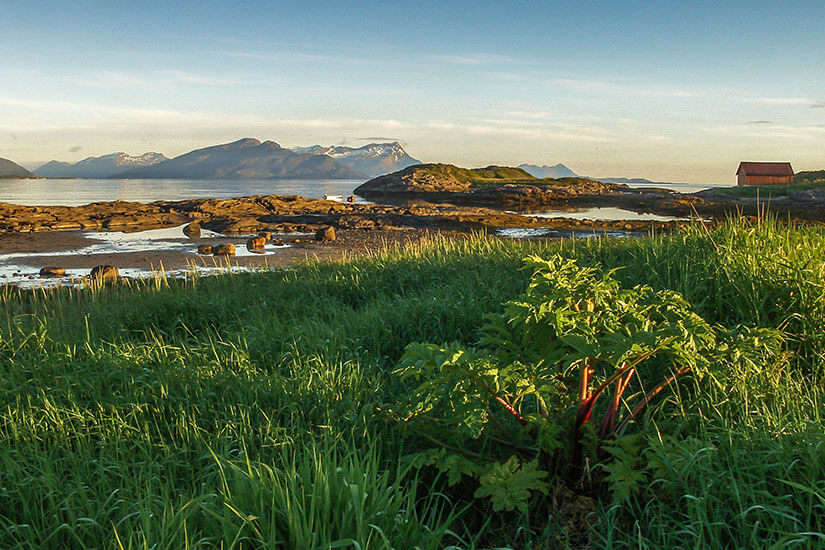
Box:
[572,361,594,476]
[616,366,692,435]
[493,394,527,426]
[599,368,635,439]
[454,364,527,426]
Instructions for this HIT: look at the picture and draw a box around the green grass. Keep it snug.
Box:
[389,163,598,189]
[1,218,824,547]
[794,170,825,185]
[715,179,825,198]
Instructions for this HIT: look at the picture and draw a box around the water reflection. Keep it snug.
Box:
[516,207,688,222]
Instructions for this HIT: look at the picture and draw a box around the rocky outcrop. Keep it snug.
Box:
[183,222,201,238]
[90,265,119,282]
[246,236,266,250]
[39,266,66,278]
[315,226,336,241]
[213,244,236,256]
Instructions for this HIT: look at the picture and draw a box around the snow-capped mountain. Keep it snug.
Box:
[36,152,168,178]
[115,138,364,180]
[293,142,421,178]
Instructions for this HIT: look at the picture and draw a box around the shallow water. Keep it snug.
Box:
[515,206,688,222]
[497,227,631,239]
[0,225,294,288]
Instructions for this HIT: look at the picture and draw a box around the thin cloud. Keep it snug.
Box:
[740,96,811,106]
[68,146,82,152]
[358,136,403,142]
[432,53,518,65]
[746,120,773,125]
[811,101,825,109]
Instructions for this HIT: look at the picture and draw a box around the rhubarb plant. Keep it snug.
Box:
[393,255,782,511]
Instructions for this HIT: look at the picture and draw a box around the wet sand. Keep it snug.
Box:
[0,228,462,284]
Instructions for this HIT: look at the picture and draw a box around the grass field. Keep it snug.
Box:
[715,179,825,198]
[1,218,824,548]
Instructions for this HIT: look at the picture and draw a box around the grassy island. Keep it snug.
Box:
[1,218,824,548]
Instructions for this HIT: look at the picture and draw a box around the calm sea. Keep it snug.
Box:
[0,178,719,216]
[0,178,369,207]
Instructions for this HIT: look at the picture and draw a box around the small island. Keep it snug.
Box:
[355,163,825,220]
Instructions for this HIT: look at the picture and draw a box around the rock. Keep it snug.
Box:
[247,236,266,250]
[183,222,201,238]
[39,266,66,278]
[89,265,119,282]
[315,226,336,241]
[258,231,271,241]
[213,243,236,256]
[197,245,213,255]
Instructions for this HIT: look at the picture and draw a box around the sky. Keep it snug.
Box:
[1,0,823,184]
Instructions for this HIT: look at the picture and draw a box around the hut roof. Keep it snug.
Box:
[736,162,794,177]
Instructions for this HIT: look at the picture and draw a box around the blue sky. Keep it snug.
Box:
[1,0,823,183]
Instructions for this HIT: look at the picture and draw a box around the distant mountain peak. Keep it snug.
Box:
[0,157,36,179]
[291,141,420,177]
[519,163,577,179]
[35,151,168,178]
[230,138,262,147]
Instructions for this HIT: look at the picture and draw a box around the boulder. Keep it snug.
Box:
[183,222,201,238]
[197,245,213,255]
[315,226,336,241]
[89,265,119,282]
[258,231,271,241]
[39,266,66,278]
[213,244,236,256]
[247,236,266,250]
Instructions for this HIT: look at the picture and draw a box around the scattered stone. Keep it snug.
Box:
[247,236,266,250]
[258,231,271,241]
[183,222,201,238]
[197,245,213,255]
[315,226,336,241]
[90,265,119,282]
[213,243,236,256]
[39,266,66,278]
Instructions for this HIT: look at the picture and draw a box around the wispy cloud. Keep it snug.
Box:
[68,70,248,91]
[358,136,403,142]
[811,101,825,109]
[716,123,825,140]
[216,49,366,65]
[746,120,773,124]
[739,96,811,106]
[68,146,82,152]
[432,53,519,65]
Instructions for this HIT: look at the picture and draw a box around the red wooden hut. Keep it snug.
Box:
[736,162,794,186]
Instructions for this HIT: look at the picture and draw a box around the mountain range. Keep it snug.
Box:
[0,157,36,179]
[33,139,421,180]
[36,152,168,178]
[519,163,675,186]
[293,142,420,178]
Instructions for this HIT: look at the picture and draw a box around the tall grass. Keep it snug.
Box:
[1,218,824,547]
